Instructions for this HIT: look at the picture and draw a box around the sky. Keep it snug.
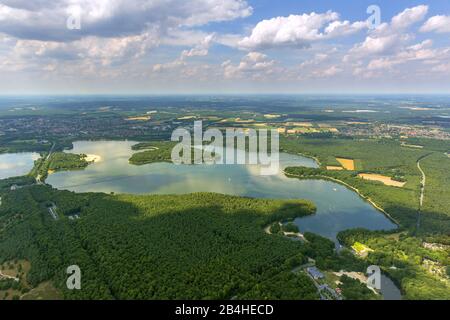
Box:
[0,0,450,94]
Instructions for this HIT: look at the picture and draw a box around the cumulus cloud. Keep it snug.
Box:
[0,1,248,77]
[390,5,428,30]
[420,15,450,33]
[346,5,429,61]
[238,11,367,50]
[181,34,215,58]
[0,0,252,41]
[361,39,449,76]
[153,34,215,72]
[222,52,277,79]
[312,65,342,78]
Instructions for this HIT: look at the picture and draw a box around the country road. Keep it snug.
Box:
[36,142,55,184]
[45,142,56,161]
[416,153,432,231]
[0,271,19,282]
[417,160,426,208]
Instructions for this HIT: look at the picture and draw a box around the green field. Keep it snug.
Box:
[282,136,450,235]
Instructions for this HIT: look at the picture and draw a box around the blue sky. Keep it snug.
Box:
[0,0,449,94]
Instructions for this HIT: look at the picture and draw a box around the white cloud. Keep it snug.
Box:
[299,53,329,68]
[181,34,215,58]
[0,0,252,41]
[362,39,449,75]
[347,34,406,57]
[153,34,215,72]
[345,5,429,61]
[222,52,277,79]
[238,11,366,50]
[420,15,450,33]
[324,20,367,37]
[312,65,342,77]
[431,63,450,73]
[391,5,428,30]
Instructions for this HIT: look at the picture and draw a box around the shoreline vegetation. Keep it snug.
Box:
[129,141,175,165]
[30,152,98,183]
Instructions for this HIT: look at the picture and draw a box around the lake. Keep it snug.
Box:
[47,141,397,241]
[0,152,40,179]
[46,140,401,299]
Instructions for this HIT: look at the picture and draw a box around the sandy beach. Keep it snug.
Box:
[85,154,102,163]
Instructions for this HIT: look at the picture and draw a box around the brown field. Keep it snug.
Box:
[235,118,255,123]
[285,122,313,127]
[401,143,424,149]
[0,260,62,300]
[358,173,406,187]
[0,260,31,300]
[0,259,30,278]
[21,281,62,300]
[336,158,355,170]
[177,116,196,120]
[326,166,344,171]
[125,116,151,121]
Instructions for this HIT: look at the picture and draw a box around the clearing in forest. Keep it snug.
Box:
[336,158,355,170]
[358,173,406,187]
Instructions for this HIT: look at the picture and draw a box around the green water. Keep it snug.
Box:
[47,141,397,240]
[46,140,400,299]
[0,152,40,179]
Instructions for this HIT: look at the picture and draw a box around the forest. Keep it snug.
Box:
[0,184,394,300]
[0,185,326,299]
[129,141,176,165]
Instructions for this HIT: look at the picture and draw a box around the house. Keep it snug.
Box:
[307,266,324,280]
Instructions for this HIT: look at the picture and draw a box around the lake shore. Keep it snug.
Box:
[85,154,102,163]
[283,170,399,227]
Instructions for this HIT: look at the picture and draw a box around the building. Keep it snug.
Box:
[307,266,324,280]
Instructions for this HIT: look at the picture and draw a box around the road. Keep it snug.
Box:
[417,160,426,208]
[48,204,58,220]
[36,142,55,184]
[416,153,432,231]
[0,271,19,282]
[45,142,56,161]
